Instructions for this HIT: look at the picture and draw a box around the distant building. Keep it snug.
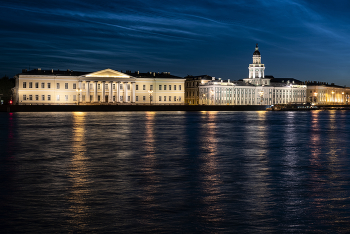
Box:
[13,69,185,105]
[199,44,307,105]
[185,75,213,105]
[306,82,350,105]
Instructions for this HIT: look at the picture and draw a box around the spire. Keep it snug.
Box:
[253,43,260,55]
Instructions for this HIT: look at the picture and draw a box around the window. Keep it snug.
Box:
[159,85,162,90]
[105,84,108,89]
[35,95,38,101]
[98,84,101,89]
[47,83,51,89]
[120,96,123,101]
[113,96,115,101]
[23,95,26,100]
[128,96,130,101]
[143,85,146,90]
[35,82,38,88]
[136,85,138,90]
[90,84,93,89]
[120,84,123,90]
[127,84,130,90]
[65,95,68,101]
[164,96,166,101]
[73,83,76,89]
[57,83,60,89]
[169,85,171,90]
[65,83,68,89]
[136,96,139,101]
[42,95,45,101]
[113,84,116,89]
[174,85,176,90]
[150,85,153,90]
[29,95,32,100]
[73,95,77,101]
[82,95,85,101]
[159,96,162,101]
[174,96,176,101]
[90,95,93,101]
[41,83,45,88]
[23,82,27,88]
[143,96,146,101]
[169,96,171,101]
[29,82,32,88]
[98,95,100,101]
[179,85,181,90]
[164,85,166,90]
[82,83,85,89]
[48,95,51,101]
[57,95,60,101]
[179,96,181,101]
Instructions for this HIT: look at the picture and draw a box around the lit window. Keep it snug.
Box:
[120,96,123,101]
[57,95,60,101]
[65,95,68,101]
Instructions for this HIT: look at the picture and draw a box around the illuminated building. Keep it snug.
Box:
[185,75,213,105]
[306,82,350,105]
[199,44,307,105]
[13,69,185,105]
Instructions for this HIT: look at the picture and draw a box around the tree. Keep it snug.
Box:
[0,76,15,104]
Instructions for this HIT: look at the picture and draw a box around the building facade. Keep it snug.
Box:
[14,69,185,105]
[199,44,307,105]
[306,82,350,105]
[185,75,213,105]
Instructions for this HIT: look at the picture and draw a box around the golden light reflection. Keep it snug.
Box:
[199,111,223,223]
[67,112,90,231]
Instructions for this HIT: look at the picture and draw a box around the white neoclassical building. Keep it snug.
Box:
[14,69,185,105]
[198,44,307,105]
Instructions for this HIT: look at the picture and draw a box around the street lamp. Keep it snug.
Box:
[210,89,214,105]
[259,90,264,105]
[148,90,153,105]
[76,89,81,105]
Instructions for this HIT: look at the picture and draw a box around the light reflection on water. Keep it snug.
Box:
[1,111,350,233]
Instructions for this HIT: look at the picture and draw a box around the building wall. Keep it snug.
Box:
[15,72,185,105]
[307,85,350,104]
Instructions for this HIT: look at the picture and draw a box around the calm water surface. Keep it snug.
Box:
[1,111,350,233]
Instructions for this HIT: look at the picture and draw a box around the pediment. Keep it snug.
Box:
[85,69,130,78]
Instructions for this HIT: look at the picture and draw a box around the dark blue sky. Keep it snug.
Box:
[1,0,350,85]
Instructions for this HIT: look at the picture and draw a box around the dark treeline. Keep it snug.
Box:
[0,76,15,104]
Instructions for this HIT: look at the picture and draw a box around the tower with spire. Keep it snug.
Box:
[244,44,270,86]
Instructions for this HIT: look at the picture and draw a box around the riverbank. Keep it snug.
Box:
[0,104,270,112]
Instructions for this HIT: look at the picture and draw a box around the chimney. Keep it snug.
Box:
[153,72,156,77]
[228,79,230,83]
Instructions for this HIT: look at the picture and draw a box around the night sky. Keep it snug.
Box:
[1,0,350,85]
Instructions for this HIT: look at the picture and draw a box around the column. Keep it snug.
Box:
[102,81,106,103]
[109,81,113,103]
[78,81,82,102]
[131,82,136,103]
[86,81,90,102]
[116,81,120,102]
[124,82,128,103]
[94,81,98,102]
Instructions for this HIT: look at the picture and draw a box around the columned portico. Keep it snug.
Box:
[109,81,113,103]
[131,82,136,103]
[124,82,128,103]
[102,81,106,103]
[116,81,120,102]
[86,81,90,102]
[93,81,98,102]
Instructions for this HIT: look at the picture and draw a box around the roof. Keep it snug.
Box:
[125,71,182,79]
[270,78,304,85]
[185,75,213,80]
[19,69,90,76]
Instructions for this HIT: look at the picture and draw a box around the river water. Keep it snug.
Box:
[1,111,350,233]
